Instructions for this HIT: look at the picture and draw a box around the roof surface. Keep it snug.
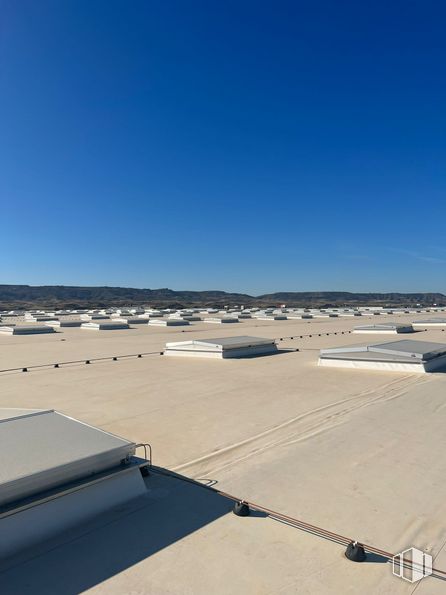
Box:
[1,311,446,593]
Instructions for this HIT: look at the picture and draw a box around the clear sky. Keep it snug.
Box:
[1,1,445,295]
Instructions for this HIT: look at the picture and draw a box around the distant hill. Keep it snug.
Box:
[0,285,254,309]
[258,291,446,306]
[0,285,445,310]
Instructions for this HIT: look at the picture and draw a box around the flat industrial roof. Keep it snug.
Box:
[1,311,446,593]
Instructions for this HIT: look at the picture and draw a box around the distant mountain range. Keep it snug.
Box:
[0,285,445,310]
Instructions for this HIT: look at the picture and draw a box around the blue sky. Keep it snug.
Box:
[1,0,445,294]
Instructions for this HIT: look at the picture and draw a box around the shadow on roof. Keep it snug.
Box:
[0,470,234,594]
